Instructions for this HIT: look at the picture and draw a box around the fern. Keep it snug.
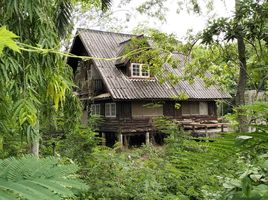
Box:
[0,155,88,200]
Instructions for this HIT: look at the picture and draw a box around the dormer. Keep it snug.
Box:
[115,36,152,79]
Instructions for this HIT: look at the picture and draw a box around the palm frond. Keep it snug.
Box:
[0,155,88,200]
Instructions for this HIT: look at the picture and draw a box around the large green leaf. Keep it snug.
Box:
[0,155,88,200]
[0,26,20,55]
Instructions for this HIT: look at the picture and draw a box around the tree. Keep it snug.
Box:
[201,0,268,131]
[121,0,268,131]
[0,26,89,200]
[0,0,111,156]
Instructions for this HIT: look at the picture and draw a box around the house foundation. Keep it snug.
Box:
[101,131,167,148]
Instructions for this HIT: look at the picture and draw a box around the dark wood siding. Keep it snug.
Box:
[174,103,182,119]
[163,102,174,117]
[164,101,218,119]
[93,100,218,134]
[93,101,131,119]
[208,101,217,117]
[119,102,132,118]
[99,102,105,116]
[163,101,182,119]
[99,118,154,133]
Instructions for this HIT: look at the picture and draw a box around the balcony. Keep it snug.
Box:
[99,117,155,133]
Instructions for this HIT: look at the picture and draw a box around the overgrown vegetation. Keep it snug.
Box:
[1,0,268,199]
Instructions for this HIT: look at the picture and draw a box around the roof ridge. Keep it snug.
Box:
[119,34,144,45]
[77,28,136,36]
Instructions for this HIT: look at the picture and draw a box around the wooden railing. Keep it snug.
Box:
[99,117,155,133]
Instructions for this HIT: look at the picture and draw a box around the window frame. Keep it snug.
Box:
[130,63,150,78]
[91,104,100,115]
[105,103,116,118]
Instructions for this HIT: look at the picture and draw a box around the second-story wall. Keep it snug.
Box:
[132,102,163,118]
[75,60,106,96]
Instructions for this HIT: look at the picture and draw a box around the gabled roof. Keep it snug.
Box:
[71,28,231,100]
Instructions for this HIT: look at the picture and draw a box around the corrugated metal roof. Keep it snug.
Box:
[76,29,231,100]
[92,92,111,100]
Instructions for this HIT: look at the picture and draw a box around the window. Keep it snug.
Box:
[105,103,116,117]
[91,104,100,115]
[94,79,103,91]
[199,102,208,115]
[181,104,191,115]
[131,63,150,78]
[181,102,208,116]
[132,63,140,76]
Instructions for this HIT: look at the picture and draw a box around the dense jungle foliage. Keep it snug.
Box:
[0,0,268,199]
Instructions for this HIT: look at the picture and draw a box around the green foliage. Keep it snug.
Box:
[0,26,20,55]
[219,102,268,199]
[78,117,245,200]
[0,0,78,155]
[80,146,188,200]
[0,155,88,200]
[80,134,242,200]
[200,0,268,91]
[58,125,99,165]
[184,44,238,93]
[0,0,112,157]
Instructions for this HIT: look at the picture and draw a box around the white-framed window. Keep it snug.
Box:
[105,103,116,117]
[130,63,150,78]
[91,104,100,115]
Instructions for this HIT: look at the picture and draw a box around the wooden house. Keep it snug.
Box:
[68,29,231,147]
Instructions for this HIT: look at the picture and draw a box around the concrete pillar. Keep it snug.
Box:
[102,132,106,146]
[118,133,123,149]
[146,132,150,145]
[124,135,129,149]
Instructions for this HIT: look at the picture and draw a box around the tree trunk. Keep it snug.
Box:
[235,0,248,132]
[31,120,40,157]
[31,135,40,157]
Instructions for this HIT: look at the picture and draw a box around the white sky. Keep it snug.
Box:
[109,0,235,39]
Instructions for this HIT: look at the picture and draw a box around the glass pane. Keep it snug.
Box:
[105,104,110,116]
[141,65,149,77]
[182,104,190,115]
[199,102,208,115]
[97,104,101,115]
[111,103,116,116]
[191,102,199,115]
[132,64,140,76]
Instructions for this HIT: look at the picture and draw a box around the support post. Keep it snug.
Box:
[205,126,208,138]
[102,132,106,146]
[146,132,150,145]
[124,135,129,149]
[118,133,123,149]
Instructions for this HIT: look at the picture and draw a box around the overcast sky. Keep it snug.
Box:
[109,0,235,39]
[74,0,235,42]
